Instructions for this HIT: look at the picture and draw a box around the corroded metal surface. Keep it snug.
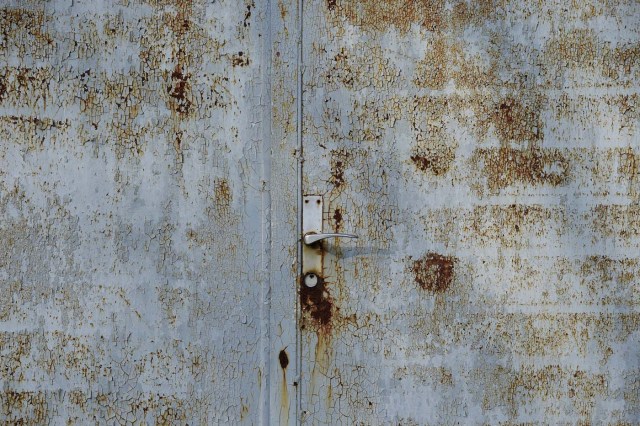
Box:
[0,0,278,423]
[2,0,639,424]
[300,0,639,424]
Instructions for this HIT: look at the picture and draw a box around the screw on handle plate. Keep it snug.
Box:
[303,233,358,245]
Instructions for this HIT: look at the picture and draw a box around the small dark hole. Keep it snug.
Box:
[316,200,320,204]
[305,200,309,204]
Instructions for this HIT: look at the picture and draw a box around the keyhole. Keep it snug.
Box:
[304,273,318,288]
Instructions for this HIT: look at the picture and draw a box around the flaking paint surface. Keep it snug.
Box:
[301,0,640,424]
[0,0,272,423]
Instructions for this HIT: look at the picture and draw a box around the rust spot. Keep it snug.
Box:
[278,1,287,19]
[214,179,232,206]
[173,132,182,157]
[333,208,343,230]
[411,253,455,293]
[410,142,455,176]
[278,350,289,369]
[168,64,191,115]
[476,147,570,192]
[332,161,345,186]
[300,274,333,331]
[330,149,350,189]
[232,52,250,67]
[0,73,6,102]
[243,3,253,27]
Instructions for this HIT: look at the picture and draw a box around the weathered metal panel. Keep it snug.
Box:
[269,0,301,424]
[0,0,277,423]
[301,0,640,424]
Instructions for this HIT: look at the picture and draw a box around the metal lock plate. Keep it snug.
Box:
[302,195,323,284]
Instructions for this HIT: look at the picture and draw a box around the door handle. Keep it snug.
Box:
[302,195,356,285]
[303,232,358,245]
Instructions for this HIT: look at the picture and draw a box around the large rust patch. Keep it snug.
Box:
[300,275,333,332]
[491,97,542,144]
[327,0,495,33]
[475,147,570,192]
[411,253,456,293]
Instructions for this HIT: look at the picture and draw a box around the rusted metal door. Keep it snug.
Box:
[2,0,639,424]
[0,1,301,424]
[295,0,640,424]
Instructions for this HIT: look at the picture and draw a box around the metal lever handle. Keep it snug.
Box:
[303,232,358,245]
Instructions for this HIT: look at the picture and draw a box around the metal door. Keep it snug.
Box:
[297,0,640,424]
[0,1,299,424]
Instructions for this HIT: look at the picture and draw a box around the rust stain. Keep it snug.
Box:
[0,391,47,424]
[243,3,253,28]
[490,97,542,144]
[333,208,343,231]
[411,253,456,293]
[592,204,640,239]
[231,52,250,67]
[409,96,459,177]
[475,147,570,192]
[412,36,499,91]
[331,0,497,33]
[163,11,191,36]
[0,8,53,54]
[0,67,53,108]
[618,147,640,183]
[279,346,290,424]
[338,0,445,32]
[410,141,455,176]
[300,274,333,332]
[173,131,183,157]
[545,29,599,70]
[278,0,287,19]
[413,37,449,90]
[330,149,350,189]
[168,64,192,115]
[212,179,232,220]
[279,349,289,369]
[0,73,6,102]
[214,179,231,204]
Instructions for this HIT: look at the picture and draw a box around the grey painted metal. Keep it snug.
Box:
[0,0,296,424]
[300,0,640,424]
[1,0,639,424]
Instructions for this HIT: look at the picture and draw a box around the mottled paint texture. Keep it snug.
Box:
[1,0,640,424]
[301,0,640,424]
[0,0,270,423]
